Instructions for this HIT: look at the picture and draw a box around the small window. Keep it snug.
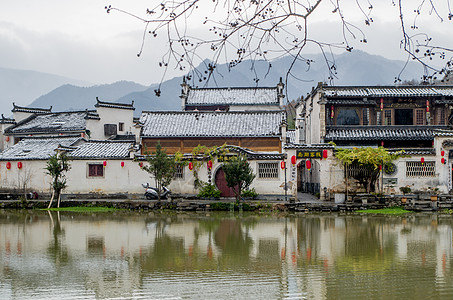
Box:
[88,164,104,177]
[336,109,360,125]
[119,122,124,132]
[258,162,279,178]
[406,161,435,177]
[394,109,413,125]
[174,164,184,180]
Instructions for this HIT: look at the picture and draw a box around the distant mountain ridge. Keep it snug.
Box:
[31,81,148,112]
[0,67,92,116]
[7,50,427,116]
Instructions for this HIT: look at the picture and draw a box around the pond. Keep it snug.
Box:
[0,210,452,299]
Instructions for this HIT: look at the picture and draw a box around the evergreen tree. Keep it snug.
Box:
[45,153,71,208]
[141,142,177,201]
[222,155,255,202]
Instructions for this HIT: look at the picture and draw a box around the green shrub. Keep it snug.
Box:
[198,183,222,198]
[399,186,411,194]
[209,202,230,210]
[241,188,258,199]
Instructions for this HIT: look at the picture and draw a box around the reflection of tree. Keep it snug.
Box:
[46,211,69,265]
[214,219,253,266]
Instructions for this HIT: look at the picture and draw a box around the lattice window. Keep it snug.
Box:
[258,162,279,178]
[384,110,392,125]
[88,164,104,177]
[174,164,184,180]
[416,109,424,125]
[346,162,372,179]
[362,108,369,125]
[406,161,436,177]
[438,108,446,125]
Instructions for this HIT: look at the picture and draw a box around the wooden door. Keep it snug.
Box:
[215,168,235,197]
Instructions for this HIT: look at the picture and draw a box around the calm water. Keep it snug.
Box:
[1,209,453,299]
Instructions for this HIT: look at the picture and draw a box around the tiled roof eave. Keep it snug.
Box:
[69,156,130,160]
[5,128,86,135]
[326,136,434,141]
[141,134,281,138]
[187,102,279,106]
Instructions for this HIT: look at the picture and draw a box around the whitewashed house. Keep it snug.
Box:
[3,99,138,149]
[180,77,285,111]
[291,83,453,199]
[138,110,288,197]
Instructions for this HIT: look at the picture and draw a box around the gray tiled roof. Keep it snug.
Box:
[322,86,453,98]
[284,143,334,149]
[5,111,88,135]
[11,103,52,114]
[325,126,442,141]
[387,148,435,155]
[69,141,133,159]
[95,98,135,110]
[0,115,15,124]
[186,87,279,106]
[140,111,286,137]
[0,136,82,160]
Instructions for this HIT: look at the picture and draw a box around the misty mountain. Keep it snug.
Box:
[0,67,91,116]
[9,50,427,116]
[30,81,148,112]
[116,50,425,114]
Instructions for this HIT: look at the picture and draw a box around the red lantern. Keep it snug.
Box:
[6,162,11,170]
[441,158,446,164]
[426,100,430,113]
[139,162,143,168]
[103,161,107,167]
[306,160,311,170]
[121,161,125,168]
[207,160,213,170]
[379,165,382,170]
[5,136,9,142]
[188,162,193,171]
[291,155,296,165]
[323,149,328,159]
[381,141,384,147]
[441,150,445,156]
[330,105,334,119]
[17,162,22,169]
[380,98,384,111]
[281,161,286,170]
[421,157,425,164]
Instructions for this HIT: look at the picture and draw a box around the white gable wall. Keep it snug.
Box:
[88,106,136,140]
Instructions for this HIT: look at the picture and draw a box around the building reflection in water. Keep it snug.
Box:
[0,210,452,299]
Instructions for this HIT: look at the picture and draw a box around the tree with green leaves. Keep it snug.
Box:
[45,153,71,208]
[141,142,177,201]
[335,147,405,193]
[222,155,255,203]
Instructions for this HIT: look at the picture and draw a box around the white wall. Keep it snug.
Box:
[0,157,287,197]
[87,106,137,140]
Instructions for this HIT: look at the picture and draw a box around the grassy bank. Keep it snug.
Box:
[356,207,412,215]
[44,207,118,213]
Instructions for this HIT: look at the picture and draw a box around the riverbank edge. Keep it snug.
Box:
[0,197,448,212]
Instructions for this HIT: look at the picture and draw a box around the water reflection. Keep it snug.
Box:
[0,210,452,299]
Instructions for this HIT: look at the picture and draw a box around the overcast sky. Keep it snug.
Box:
[1,0,452,86]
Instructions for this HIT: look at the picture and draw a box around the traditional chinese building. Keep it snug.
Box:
[290,83,453,199]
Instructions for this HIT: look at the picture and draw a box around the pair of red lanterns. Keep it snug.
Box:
[187,160,213,171]
[4,162,21,170]
[281,159,312,170]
